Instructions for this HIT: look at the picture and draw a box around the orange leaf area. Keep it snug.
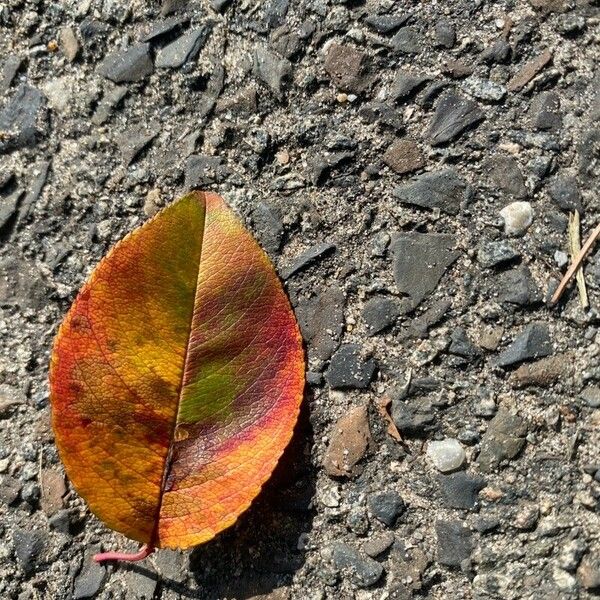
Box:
[50,191,305,549]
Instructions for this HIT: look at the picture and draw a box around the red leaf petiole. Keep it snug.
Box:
[93,543,155,563]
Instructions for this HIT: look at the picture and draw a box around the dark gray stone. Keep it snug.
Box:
[97,43,153,83]
[118,125,159,166]
[123,568,159,600]
[280,242,336,279]
[362,296,400,336]
[428,92,484,145]
[326,344,377,390]
[331,542,384,588]
[0,475,21,505]
[155,25,212,68]
[478,408,528,472]
[184,154,226,188]
[497,266,541,306]
[0,85,45,152]
[494,322,552,367]
[400,298,451,340]
[48,509,72,534]
[13,528,47,576]
[480,39,511,63]
[548,176,583,212]
[389,70,430,102]
[92,85,128,126]
[531,91,561,131]
[477,240,520,268]
[254,46,292,99]
[368,491,405,527]
[264,0,289,29]
[449,327,480,360]
[485,155,527,198]
[362,532,395,557]
[391,232,461,310]
[434,19,456,48]
[140,16,187,42]
[390,26,421,54]
[296,284,344,362]
[251,202,284,254]
[438,472,486,509]
[0,189,21,231]
[73,547,107,599]
[393,169,471,215]
[391,399,436,436]
[0,55,22,93]
[364,14,410,34]
[436,521,473,567]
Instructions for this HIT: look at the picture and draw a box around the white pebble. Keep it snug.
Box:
[500,201,533,236]
[426,438,466,472]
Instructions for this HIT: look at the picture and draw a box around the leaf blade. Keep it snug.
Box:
[50,191,304,549]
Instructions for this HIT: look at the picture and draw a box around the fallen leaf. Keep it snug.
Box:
[50,191,304,556]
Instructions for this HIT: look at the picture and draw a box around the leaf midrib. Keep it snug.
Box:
[149,192,207,548]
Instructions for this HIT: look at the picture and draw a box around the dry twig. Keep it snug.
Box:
[551,222,600,305]
[568,211,589,309]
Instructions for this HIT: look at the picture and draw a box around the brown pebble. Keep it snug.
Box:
[577,555,600,590]
[478,326,503,351]
[323,405,371,478]
[59,27,80,62]
[507,49,553,92]
[383,138,424,175]
[510,353,574,387]
[41,468,66,516]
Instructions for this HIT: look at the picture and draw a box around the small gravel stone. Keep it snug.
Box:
[427,439,466,472]
[73,547,107,599]
[478,408,528,472]
[531,91,562,131]
[368,491,405,527]
[548,175,583,212]
[438,472,486,509]
[364,14,410,34]
[296,284,344,363]
[59,27,80,62]
[486,155,527,198]
[324,43,372,94]
[13,528,48,576]
[390,26,421,54]
[155,26,211,69]
[97,43,154,82]
[434,19,456,48]
[280,242,336,279]
[391,232,461,309]
[362,531,395,557]
[436,521,473,567]
[449,327,480,360]
[558,539,587,571]
[578,555,600,590]
[513,503,540,530]
[499,201,534,236]
[393,169,471,215]
[497,265,541,306]
[330,542,384,588]
[510,353,574,387]
[325,344,377,390]
[0,55,22,93]
[477,240,520,268]
[494,322,552,368]
[580,386,600,408]
[428,92,484,145]
[0,84,45,152]
[323,405,371,478]
[389,70,430,102]
[383,138,424,174]
[462,77,507,102]
[254,46,292,99]
[391,399,436,436]
[362,296,400,336]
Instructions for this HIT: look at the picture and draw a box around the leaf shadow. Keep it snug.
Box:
[157,390,316,599]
